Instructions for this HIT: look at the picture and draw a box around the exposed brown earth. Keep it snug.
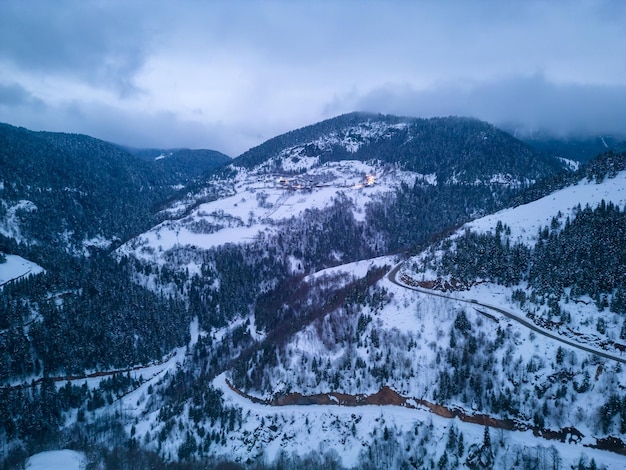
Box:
[271,386,407,407]
[225,380,519,430]
[225,379,626,455]
[591,436,626,455]
[401,275,477,292]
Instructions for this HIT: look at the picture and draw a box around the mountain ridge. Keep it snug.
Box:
[231,113,565,185]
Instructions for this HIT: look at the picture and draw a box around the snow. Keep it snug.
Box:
[119,222,273,264]
[117,159,422,261]
[264,120,409,168]
[558,157,580,171]
[304,255,397,287]
[212,372,626,469]
[487,173,523,186]
[212,371,447,468]
[116,318,200,405]
[396,276,626,364]
[460,170,626,247]
[419,173,438,185]
[26,450,86,470]
[0,254,44,285]
[227,251,626,468]
[279,154,319,172]
[82,234,115,253]
[397,170,626,360]
[0,199,37,242]
[105,135,626,467]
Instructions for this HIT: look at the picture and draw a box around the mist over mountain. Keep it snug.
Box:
[505,127,626,163]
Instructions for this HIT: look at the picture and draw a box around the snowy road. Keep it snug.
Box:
[387,263,626,365]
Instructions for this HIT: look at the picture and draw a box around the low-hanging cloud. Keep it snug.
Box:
[327,75,626,137]
[0,82,45,109]
[1,1,626,153]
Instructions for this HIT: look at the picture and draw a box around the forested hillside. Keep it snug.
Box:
[119,114,568,336]
[124,146,230,183]
[0,123,221,465]
[6,117,624,469]
[234,112,564,183]
[516,129,626,163]
[0,123,227,257]
[415,151,626,307]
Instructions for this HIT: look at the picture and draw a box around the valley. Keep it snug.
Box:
[1,114,625,469]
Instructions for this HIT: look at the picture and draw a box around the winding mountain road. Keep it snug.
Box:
[387,263,626,365]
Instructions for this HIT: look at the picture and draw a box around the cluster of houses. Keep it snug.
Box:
[274,174,375,191]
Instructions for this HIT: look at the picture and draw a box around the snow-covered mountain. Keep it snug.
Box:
[235,112,565,183]
[118,112,566,276]
[170,153,622,468]
[106,152,626,469]
[5,116,622,469]
[117,159,421,264]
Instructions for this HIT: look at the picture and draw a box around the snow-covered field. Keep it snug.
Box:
[303,255,398,287]
[26,450,86,470]
[0,254,44,285]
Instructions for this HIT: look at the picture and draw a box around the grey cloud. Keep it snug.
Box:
[0,0,150,97]
[56,102,234,155]
[0,82,45,109]
[327,75,626,137]
[2,1,626,153]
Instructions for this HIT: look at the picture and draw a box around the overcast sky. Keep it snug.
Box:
[1,0,625,156]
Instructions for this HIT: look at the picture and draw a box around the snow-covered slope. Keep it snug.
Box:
[209,371,626,470]
[157,166,624,468]
[25,450,86,470]
[117,159,426,265]
[459,170,626,247]
[122,248,626,469]
[401,167,626,353]
[117,112,567,280]
[0,254,44,285]
[247,120,409,173]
